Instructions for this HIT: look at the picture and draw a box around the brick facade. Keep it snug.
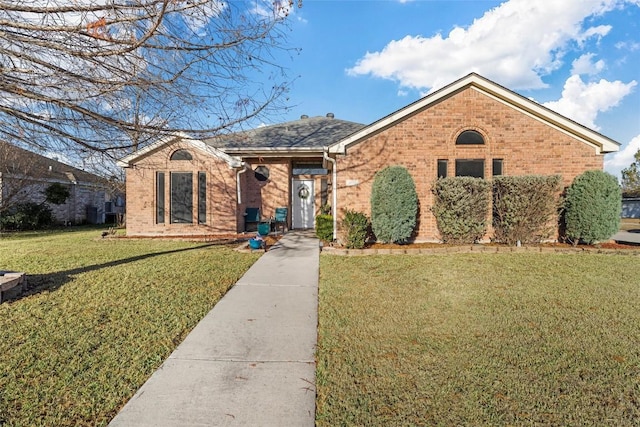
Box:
[125,142,238,236]
[121,75,614,240]
[125,142,328,236]
[335,87,604,242]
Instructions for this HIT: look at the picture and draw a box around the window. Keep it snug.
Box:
[254,165,269,181]
[321,178,328,207]
[156,172,165,224]
[456,130,485,145]
[455,159,484,178]
[170,172,193,223]
[170,149,193,161]
[293,162,328,175]
[198,172,206,224]
[492,159,503,176]
[437,159,448,178]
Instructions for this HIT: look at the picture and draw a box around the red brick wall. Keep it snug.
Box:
[238,159,291,229]
[335,87,604,242]
[125,142,238,236]
[238,158,327,229]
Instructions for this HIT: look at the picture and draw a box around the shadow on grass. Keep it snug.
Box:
[9,242,233,303]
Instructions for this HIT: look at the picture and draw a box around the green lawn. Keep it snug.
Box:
[317,253,640,426]
[0,228,259,426]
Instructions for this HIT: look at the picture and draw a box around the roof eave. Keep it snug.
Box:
[222,147,325,158]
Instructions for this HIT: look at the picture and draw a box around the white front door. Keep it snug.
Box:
[292,179,315,229]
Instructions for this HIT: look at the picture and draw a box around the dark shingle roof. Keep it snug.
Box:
[0,141,107,185]
[206,115,366,152]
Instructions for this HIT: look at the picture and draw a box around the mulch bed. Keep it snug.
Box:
[364,241,639,250]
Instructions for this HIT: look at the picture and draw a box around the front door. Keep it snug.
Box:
[292,179,314,229]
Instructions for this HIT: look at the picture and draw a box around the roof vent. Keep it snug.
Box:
[300,114,309,119]
[326,113,334,119]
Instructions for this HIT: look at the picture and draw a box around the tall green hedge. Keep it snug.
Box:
[492,175,561,245]
[563,170,621,244]
[431,177,491,244]
[370,166,418,244]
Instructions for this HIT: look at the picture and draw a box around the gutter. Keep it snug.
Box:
[323,149,338,241]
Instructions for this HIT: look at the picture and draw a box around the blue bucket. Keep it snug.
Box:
[248,239,263,250]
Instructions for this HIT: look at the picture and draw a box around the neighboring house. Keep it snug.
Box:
[119,73,620,241]
[622,198,640,219]
[0,142,116,225]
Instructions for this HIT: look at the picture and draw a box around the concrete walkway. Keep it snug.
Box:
[613,230,640,245]
[109,231,319,427]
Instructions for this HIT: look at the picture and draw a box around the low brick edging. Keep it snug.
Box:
[0,272,27,303]
[320,245,640,256]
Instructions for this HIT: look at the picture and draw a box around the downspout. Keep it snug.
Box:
[236,162,248,204]
[323,149,338,241]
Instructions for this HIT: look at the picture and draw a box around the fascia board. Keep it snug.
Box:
[328,76,475,154]
[117,132,242,168]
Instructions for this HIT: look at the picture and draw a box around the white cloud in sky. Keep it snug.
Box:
[571,53,606,75]
[346,0,626,92]
[543,75,637,130]
[605,134,640,178]
[615,40,640,51]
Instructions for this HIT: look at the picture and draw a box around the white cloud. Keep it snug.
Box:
[346,0,625,92]
[180,1,225,34]
[605,134,640,178]
[615,40,640,51]
[252,0,296,20]
[543,75,637,130]
[571,53,606,75]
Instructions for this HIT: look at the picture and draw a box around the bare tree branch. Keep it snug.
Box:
[0,0,299,166]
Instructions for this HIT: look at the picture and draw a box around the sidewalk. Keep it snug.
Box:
[109,231,319,427]
[612,230,640,245]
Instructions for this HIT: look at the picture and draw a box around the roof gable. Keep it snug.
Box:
[328,73,620,155]
[117,132,242,168]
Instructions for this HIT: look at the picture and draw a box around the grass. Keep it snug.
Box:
[0,227,260,426]
[317,253,640,426]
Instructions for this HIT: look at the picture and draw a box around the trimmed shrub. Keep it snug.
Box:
[315,214,334,241]
[342,209,369,249]
[44,183,70,205]
[493,175,561,245]
[0,202,54,231]
[370,166,418,243]
[431,177,491,244]
[563,170,621,245]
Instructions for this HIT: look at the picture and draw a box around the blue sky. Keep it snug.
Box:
[272,0,640,179]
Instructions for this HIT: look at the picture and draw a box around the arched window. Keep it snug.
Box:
[170,149,193,160]
[456,130,485,145]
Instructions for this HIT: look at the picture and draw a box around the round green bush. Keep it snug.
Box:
[370,166,418,244]
[564,170,621,244]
